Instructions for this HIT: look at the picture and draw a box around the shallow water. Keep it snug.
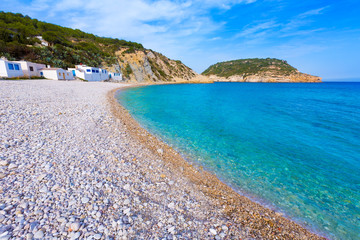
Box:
[117,82,360,240]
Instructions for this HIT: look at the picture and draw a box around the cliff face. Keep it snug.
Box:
[107,48,210,83]
[208,72,322,83]
[203,58,322,83]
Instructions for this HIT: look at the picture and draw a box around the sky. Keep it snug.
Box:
[2,0,360,79]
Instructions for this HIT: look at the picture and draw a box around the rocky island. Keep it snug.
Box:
[202,58,322,83]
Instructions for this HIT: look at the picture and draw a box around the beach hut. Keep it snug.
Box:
[109,72,123,81]
[69,65,109,81]
[0,59,24,78]
[40,68,74,80]
[15,60,46,78]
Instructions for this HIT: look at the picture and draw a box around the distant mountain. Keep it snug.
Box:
[202,58,322,83]
[0,11,206,83]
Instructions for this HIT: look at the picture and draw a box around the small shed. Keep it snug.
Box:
[109,72,123,81]
[40,68,74,80]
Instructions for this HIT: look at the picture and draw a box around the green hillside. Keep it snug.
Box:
[0,11,143,69]
[202,58,298,78]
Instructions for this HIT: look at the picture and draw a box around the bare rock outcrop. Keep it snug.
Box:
[111,48,209,83]
[209,73,322,83]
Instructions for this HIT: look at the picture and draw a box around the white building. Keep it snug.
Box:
[40,68,74,80]
[0,59,24,78]
[69,65,109,81]
[15,61,46,77]
[35,36,49,47]
[109,72,123,81]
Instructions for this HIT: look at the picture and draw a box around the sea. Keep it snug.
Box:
[116,82,360,240]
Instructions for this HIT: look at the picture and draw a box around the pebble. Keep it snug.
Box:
[0,232,10,240]
[81,197,90,204]
[93,233,101,239]
[26,233,33,240]
[0,160,9,166]
[33,230,44,239]
[39,186,48,193]
[70,231,81,239]
[7,163,17,170]
[71,222,80,231]
[37,174,47,181]
[123,208,130,215]
[168,226,175,234]
[209,228,217,235]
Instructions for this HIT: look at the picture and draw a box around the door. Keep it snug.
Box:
[63,73,65,79]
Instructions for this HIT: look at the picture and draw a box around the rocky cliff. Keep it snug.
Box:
[203,58,322,83]
[104,48,211,83]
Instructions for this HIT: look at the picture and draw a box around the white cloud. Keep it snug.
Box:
[235,20,280,38]
[235,4,330,41]
[298,6,329,18]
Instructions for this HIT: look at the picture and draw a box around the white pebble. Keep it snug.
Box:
[210,228,217,235]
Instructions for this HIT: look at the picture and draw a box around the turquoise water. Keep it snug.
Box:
[116,82,360,240]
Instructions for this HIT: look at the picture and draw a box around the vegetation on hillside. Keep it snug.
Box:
[202,58,297,78]
[0,11,143,69]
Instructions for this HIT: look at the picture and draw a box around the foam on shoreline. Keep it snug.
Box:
[107,85,326,240]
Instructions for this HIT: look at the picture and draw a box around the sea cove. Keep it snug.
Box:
[117,82,360,240]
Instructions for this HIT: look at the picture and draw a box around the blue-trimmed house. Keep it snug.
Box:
[0,59,24,78]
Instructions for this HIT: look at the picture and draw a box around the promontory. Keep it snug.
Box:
[202,58,322,83]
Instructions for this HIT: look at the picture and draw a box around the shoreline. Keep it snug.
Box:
[108,84,327,239]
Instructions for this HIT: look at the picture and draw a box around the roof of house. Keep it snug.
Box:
[40,68,62,70]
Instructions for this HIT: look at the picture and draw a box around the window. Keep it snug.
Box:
[40,72,43,76]
[96,70,99,73]
[14,64,20,70]
[8,63,14,70]
[86,69,91,72]
[29,66,34,71]
[92,69,95,73]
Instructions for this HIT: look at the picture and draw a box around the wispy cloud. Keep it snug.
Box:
[235,20,280,38]
[235,5,330,40]
[298,6,329,18]
[13,0,255,43]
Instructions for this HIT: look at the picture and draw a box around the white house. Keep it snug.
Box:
[35,36,49,47]
[15,61,46,77]
[109,72,123,81]
[68,65,109,81]
[0,59,24,78]
[40,68,74,80]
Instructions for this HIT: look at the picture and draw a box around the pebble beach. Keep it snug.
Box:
[0,80,325,239]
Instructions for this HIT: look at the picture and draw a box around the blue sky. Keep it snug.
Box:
[2,0,360,79]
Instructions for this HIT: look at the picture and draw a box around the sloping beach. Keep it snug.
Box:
[0,80,324,239]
